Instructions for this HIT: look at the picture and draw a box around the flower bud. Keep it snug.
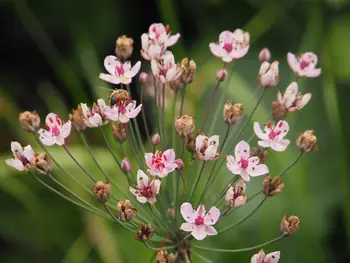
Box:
[181,58,196,84]
[185,132,196,153]
[175,159,184,170]
[262,176,284,197]
[121,157,132,173]
[167,208,176,219]
[117,200,137,222]
[296,130,317,152]
[175,115,195,137]
[112,122,128,143]
[280,214,300,236]
[259,48,271,62]
[250,147,269,163]
[223,101,243,125]
[151,133,161,145]
[272,100,288,121]
[156,249,175,263]
[216,69,227,82]
[259,61,279,88]
[139,72,148,84]
[32,153,52,175]
[69,105,87,132]
[169,78,182,90]
[19,111,40,132]
[93,181,111,202]
[136,222,154,241]
[115,35,134,60]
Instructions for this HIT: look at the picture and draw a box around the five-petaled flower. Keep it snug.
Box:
[81,99,109,127]
[104,100,142,123]
[180,203,220,240]
[141,23,180,60]
[145,149,178,178]
[227,140,269,181]
[195,134,220,161]
[287,52,321,78]
[225,180,248,208]
[38,113,71,146]
[251,249,280,263]
[129,170,161,204]
[209,29,250,62]
[254,121,290,152]
[5,142,35,171]
[151,51,182,83]
[99,56,141,85]
[277,82,311,112]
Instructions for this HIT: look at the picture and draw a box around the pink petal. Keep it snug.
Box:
[23,145,35,161]
[234,196,247,207]
[99,73,121,85]
[287,52,299,73]
[258,140,271,148]
[248,156,260,166]
[196,204,206,218]
[124,61,141,78]
[192,225,207,240]
[303,68,321,78]
[38,129,56,146]
[180,203,196,223]
[45,113,62,129]
[126,104,142,119]
[163,149,176,165]
[141,33,149,51]
[222,55,234,63]
[240,170,250,181]
[205,225,217,236]
[235,140,250,159]
[283,82,298,108]
[55,136,65,146]
[148,44,162,60]
[88,114,103,126]
[104,55,119,75]
[297,93,312,110]
[253,122,269,140]
[265,251,281,263]
[247,164,269,177]
[231,46,249,60]
[180,222,194,232]
[225,186,234,202]
[227,156,242,175]
[137,170,149,188]
[151,179,161,194]
[145,153,154,169]
[104,106,119,122]
[219,30,234,43]
[5,158,25,171]
[60,121,71,138]
[275,120,289,139]
[204,206,220,225]
[209,43,223,58]
[118,114,130,123]
[167,33,180,47]
[271,139,290,152]
[11,141,23,155]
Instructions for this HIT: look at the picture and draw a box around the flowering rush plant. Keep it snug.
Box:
[7,23,320,262]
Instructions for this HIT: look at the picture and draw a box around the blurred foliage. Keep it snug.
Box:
[1,0,350,262]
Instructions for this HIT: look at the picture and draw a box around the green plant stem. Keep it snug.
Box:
[143,242,176,252]
[192,250,213,263]
[149,204,175,237]
[179,84,187,116]
[162,83,166,148]
[127,131,144,169]
[201,80,221,132]
[278,152,304,177]
[211,175,239,207]
[189,162,206,203]
[140,83,151,145]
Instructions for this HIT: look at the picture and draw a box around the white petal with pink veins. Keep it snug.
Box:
[248,156,260,166]
[124,61,141,78]
[103,56,119,75]
[205,225,217,236]
[192,225,207,240]
[60,121,71,138]
[287,52,299,72]
[204,206,220,225]
[145,153,154,169]
[180,222,194,232]
[99,73,121,84]
[209,43,223,58]
[235,140,250,159]
[38,129,56,146]
[167,33,180,47]
[137,170,149,188]
[240,170,250,181]
[227,156,242,175]
[23,145,35,161]
[258,140,271,148]
[104,106,119,122]
[231,46,249,60]
[180,203,196,223]
[88,114,103,126]
[265,251,281,263]
[275,120,289,139]
[247,164,269,177]
[126,104,142,119]
[271,140,290,152]
[254,122,269,140]
[196,204,206,218]
[151,179,161,194]
[163,149,176,165]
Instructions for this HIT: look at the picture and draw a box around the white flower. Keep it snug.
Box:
[225,180,248,208]
[38,113,71,146]
[195,134,220,161]
[251,249,280,263]
[277,82,311,112]
[99,56,141,85]
[129,170,161,204]
[287,52,321,78]
[259,61,279,88]
[81,99,108,127]
[227,141,269,181]
[5,142,35,171]
[151,51,182,83]
[104,100,142,123]
[145,149,178,178]
[253,121,290,152]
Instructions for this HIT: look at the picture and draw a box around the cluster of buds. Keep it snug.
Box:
[280,214,300,236]
[263,176,284,197]
[223,100,243,125]
[117,200,137,222]
[136,222,154,241]
[156,249,175,263]
[93,181,111,202]
[174,115,195,137]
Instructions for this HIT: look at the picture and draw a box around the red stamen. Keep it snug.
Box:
[195,216,204,226]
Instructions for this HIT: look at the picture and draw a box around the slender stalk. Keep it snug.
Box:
[140,83,151,144]
[219,125,231,152]
[189,162,206,203]
[192,250,213,263]
[278,152,304,177]
[193,235,285,252]
[127,131,144,169]
[211,175,239,207]
[162,83,166,148]
[179,84,187,116]
[201,80,221,131]
[149,204,175,236]
[143,241,176,252]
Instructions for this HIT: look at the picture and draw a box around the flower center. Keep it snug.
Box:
[118,103,127,114]
[152,152,166,171]
[14,150,30,166]
[195,216,204,226]
[299,58,310,70]
[51,125,60,136]
[115,65,124,75]
[268,129,281,140]
[223,42,233,53]
[239,158,249,169]
[141,186,153,198]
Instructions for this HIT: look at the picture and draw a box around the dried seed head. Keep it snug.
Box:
[185,132,196,153]
[139,72,149,84]
[93,181,111,202]
[175,115,195,137]
[250,147,269,163]
[69,105,87,132]
[156,249,175,263]
[136,222,154,241]
[19,111,40,132]
[259,48,271,62]
[169,78,182,90]
[296,130,317,152]
[175,159,184,170]
[167,208,176,219]
[216,69,227,82]
[151,133,161,145]
[115,35,134,60]
[223,101,243,125]
[181,57,196,84]
[32,153,52,175]
[280,214,300,236]
[272,100,288,121]
[121,157,132,173]
[262,176,284,197]
[112,122,128,143]
[117,200,137,222]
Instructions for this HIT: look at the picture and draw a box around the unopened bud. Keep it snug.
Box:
[296,130,317,152]
[93,181,111,202]
[175,159,184,170]
[136,222,154,241]
[32,153,52,175]
[121,157,132,173]
[185,132,196,153]
[216,69,227,82]
[139,72,149,84]
[263,176,284,197]
[175,115,195,137]
[272,101,288,121]
[259,61,279,88]
[115,35,134,60]
[250,147,269,163]
[280,214,300,236]
[117,200,137,222]
[223,101,243,125]
[69,105,87,132]
[156,249,175,263]
[112,122,128,143]
[151,133,161,145]
[167,208,176,219]
[181,58,196,84]
[259,48,271,62]
[19,111,40,132]
[169,78,182,90]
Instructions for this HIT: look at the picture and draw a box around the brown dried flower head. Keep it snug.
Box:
[136,222,154,241]
[223,100,243,125]
[112,122,128,143]
[115,35,134,60]
[69,105,87,132]
[180,57,196,84]
[296,130,317,152]
[250,147,269,163]
[185,132,196,153]
[32,153,52,175]
[156,249,175,263]
[280,214,300,236]
[117,200,137,222]
[175,115,195,137]
[93,181,111,202]
[169,78,182,90]
[19,111,40,132]
[263,176,284,197]
[272,100,288,121]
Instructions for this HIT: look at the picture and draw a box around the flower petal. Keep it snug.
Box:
[287,52,299,73]
[192,225,207,240]
[271,139,290,152]
[254,122,269,140]
[163,149,176,165]
[209,43,223,58]
[137,170,149,188]
[180,203,196,223]
[204,206,220,225]
[104,55,119,75]
[99,73,121,85]
[23,145,35,161]
[38,129,56,146]
[60,121,71,138]
[240,170,250,181]
[235,140,250,159]
[180,222,194,232]
[196,204,206,218]
[167,33,180,47]
[265,251,281,263]
[247,164,269,177]
[5,158,25,171]
[205,225,217,236]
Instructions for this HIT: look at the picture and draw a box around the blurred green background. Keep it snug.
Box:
[1,0,350,262]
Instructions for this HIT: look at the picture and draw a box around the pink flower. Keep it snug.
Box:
[226,141,269,181]
[254,121,290,152]
[277,82,311,112]
[180,203,220,240]
[99,56,141,85]
[195,134,220,161]
[209,29,250,62]
[251,249,280,263]
[5,142,35,171]
[129,170,161,204]
[121,157,132,173]
[151,51,182,83]
[141,23,180,60]
[287,52,321,78]
[259,48,271,62]
[38,113,71,146]
[225,180,248,208]
[259,61,279,88]
[81,99,108,127]
[104,100,142,123]
[145,149,178,178]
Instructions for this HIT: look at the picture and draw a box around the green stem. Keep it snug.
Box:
[162,83,166,149]
[189,162,206,203]
[179,84,187,116]
[149,204,175,236]
[201,80,221,132]
[192,250,213,263]
[143,242,176,252]
[278,152,304,177]
[140,83,151,145]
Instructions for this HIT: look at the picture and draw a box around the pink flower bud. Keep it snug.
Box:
[216,69,227,82]
[175,159,184,170]
[139,72,148,84]
[151,133,160,145]
[259,48,271,62]
[121,157,132,173]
